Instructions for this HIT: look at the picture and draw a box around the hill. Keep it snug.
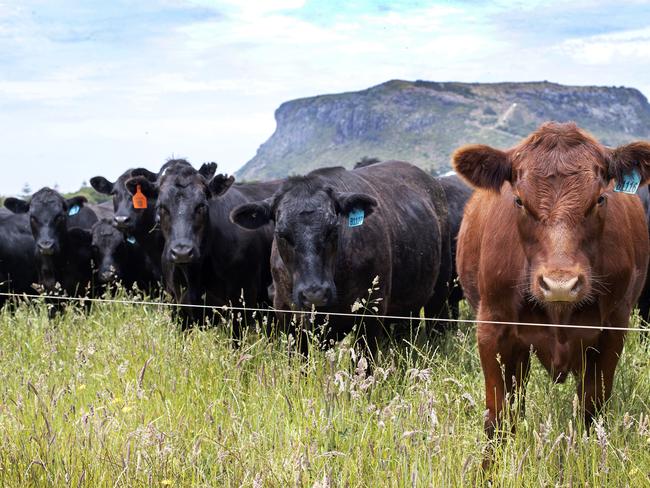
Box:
[237,80,650,179]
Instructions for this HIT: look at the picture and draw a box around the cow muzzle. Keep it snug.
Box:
[537,273,584,303]
[113,215,132,230]
[295,283,335,309]
[99,269,117,283]
[169,243,198,264]
[37,240,56,256]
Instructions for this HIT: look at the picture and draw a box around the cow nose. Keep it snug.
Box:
[298,285,332,308]
[170,244,195,263]
[37,240,55,255]
[100,269,116,282]
[538,275,582,302]
[114,215,130,228]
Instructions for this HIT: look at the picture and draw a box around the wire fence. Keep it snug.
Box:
[0,291,647,333]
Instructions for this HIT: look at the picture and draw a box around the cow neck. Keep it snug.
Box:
[130,212,157,242]
[37,233,71,291]
[37,253,58,291]
[204,191,241,273]
[131,223,163,266]
[169,261,204,302]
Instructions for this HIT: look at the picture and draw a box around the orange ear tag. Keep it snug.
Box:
[132,185,148,209]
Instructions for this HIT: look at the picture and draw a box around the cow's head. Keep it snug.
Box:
[5,188,87,257]
[87,220,131,284]
[127,159,229,265]
[454,121,650,311]
[231,176,377,309]
[90,168,158,234]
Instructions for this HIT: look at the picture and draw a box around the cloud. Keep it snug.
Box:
[559,27,650,64]
[0,0,648,195]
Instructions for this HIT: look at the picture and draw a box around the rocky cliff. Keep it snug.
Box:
[237,80,650,179]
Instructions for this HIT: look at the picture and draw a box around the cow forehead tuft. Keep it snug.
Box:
[160,165,206,192]
[278,176,331,203]
[32,188,64,207]
[512,122,609,177]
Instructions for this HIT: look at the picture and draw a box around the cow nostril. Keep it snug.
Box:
[569,277,582,294]
[539,275,550,292]
[324,287,334,303]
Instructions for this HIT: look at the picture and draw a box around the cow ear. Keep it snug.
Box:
[199,162,218,180]
[610,141,650,186]
[68,228,92,248]
[209,174,235,197]
[452,144,511,192]
[66,196,87,210]
[125,176,158,199]
[333,191,378,218]
[131,168,158,181]
[4,197,30,214]
[230,199,273,229]
[90,176,114,195]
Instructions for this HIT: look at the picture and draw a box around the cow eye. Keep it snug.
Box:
[597,194,606,206]
[514,196,524,208]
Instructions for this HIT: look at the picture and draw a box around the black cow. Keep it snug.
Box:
[90,168,163,283]
[637,186,650,326]
[437,173,473,318]
[231,161,452,355]
[355,158,473,320]
[80,220,160,294]
[4,188,96,299]
[125,160,279,331]
[0,211,37,307]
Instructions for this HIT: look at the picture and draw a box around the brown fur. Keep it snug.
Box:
[454,122,650,445]
[452,144,511,192]
[610,140,650,182]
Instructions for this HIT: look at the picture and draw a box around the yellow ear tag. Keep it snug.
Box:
[132,185,148,209]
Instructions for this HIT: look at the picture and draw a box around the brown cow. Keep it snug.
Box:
[454,122,650,440]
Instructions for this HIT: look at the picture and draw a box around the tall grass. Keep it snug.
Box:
[0,297,648,486]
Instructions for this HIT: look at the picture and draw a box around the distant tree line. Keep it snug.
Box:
[0,181,111,207]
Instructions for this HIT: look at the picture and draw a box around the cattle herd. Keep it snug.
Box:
[1,121,650,447]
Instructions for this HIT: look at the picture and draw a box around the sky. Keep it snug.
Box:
[0,0,649,195]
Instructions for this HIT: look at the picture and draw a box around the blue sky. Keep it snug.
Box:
[1,0,649,195]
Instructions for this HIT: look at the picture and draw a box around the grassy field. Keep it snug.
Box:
[0,295,649,487]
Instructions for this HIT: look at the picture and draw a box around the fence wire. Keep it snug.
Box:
[0,291,647,333]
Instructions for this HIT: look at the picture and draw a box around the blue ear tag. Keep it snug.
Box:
[614,169,641,194]
[126,236,137,245]
[348,208,365,227]
[68,205,80,216]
